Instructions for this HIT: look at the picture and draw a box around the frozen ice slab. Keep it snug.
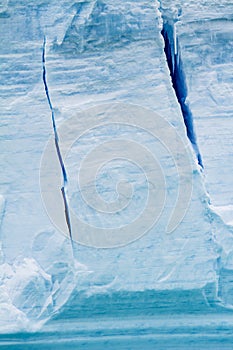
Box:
[0,0,233,340]
[163,0,233,207]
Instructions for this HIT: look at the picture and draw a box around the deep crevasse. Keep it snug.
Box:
[160,19,203,168]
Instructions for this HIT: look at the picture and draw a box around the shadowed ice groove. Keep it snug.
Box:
[42,38,74,250]
[161,19,203,168]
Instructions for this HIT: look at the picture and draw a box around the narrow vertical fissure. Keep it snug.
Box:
[42,37,74,251]
[161,20,203,168]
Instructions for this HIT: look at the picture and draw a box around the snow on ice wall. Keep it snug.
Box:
[0,0,233,331]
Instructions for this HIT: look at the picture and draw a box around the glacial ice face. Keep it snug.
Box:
[165,0,233,209]
[0,0,233,332]
[38,0,218,289]
[158,0,233,308]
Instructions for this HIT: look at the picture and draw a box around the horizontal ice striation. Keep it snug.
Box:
[0,0,233,334]
[56,1,161,53]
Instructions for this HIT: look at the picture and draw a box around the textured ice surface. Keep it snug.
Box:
[1,0,233,343]
[0,230,90,332]
[168,0,233,207]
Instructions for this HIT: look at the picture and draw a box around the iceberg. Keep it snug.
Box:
[0,0,233,347]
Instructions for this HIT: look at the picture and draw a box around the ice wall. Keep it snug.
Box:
[0,0,233,331]
[161,0,233,212]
